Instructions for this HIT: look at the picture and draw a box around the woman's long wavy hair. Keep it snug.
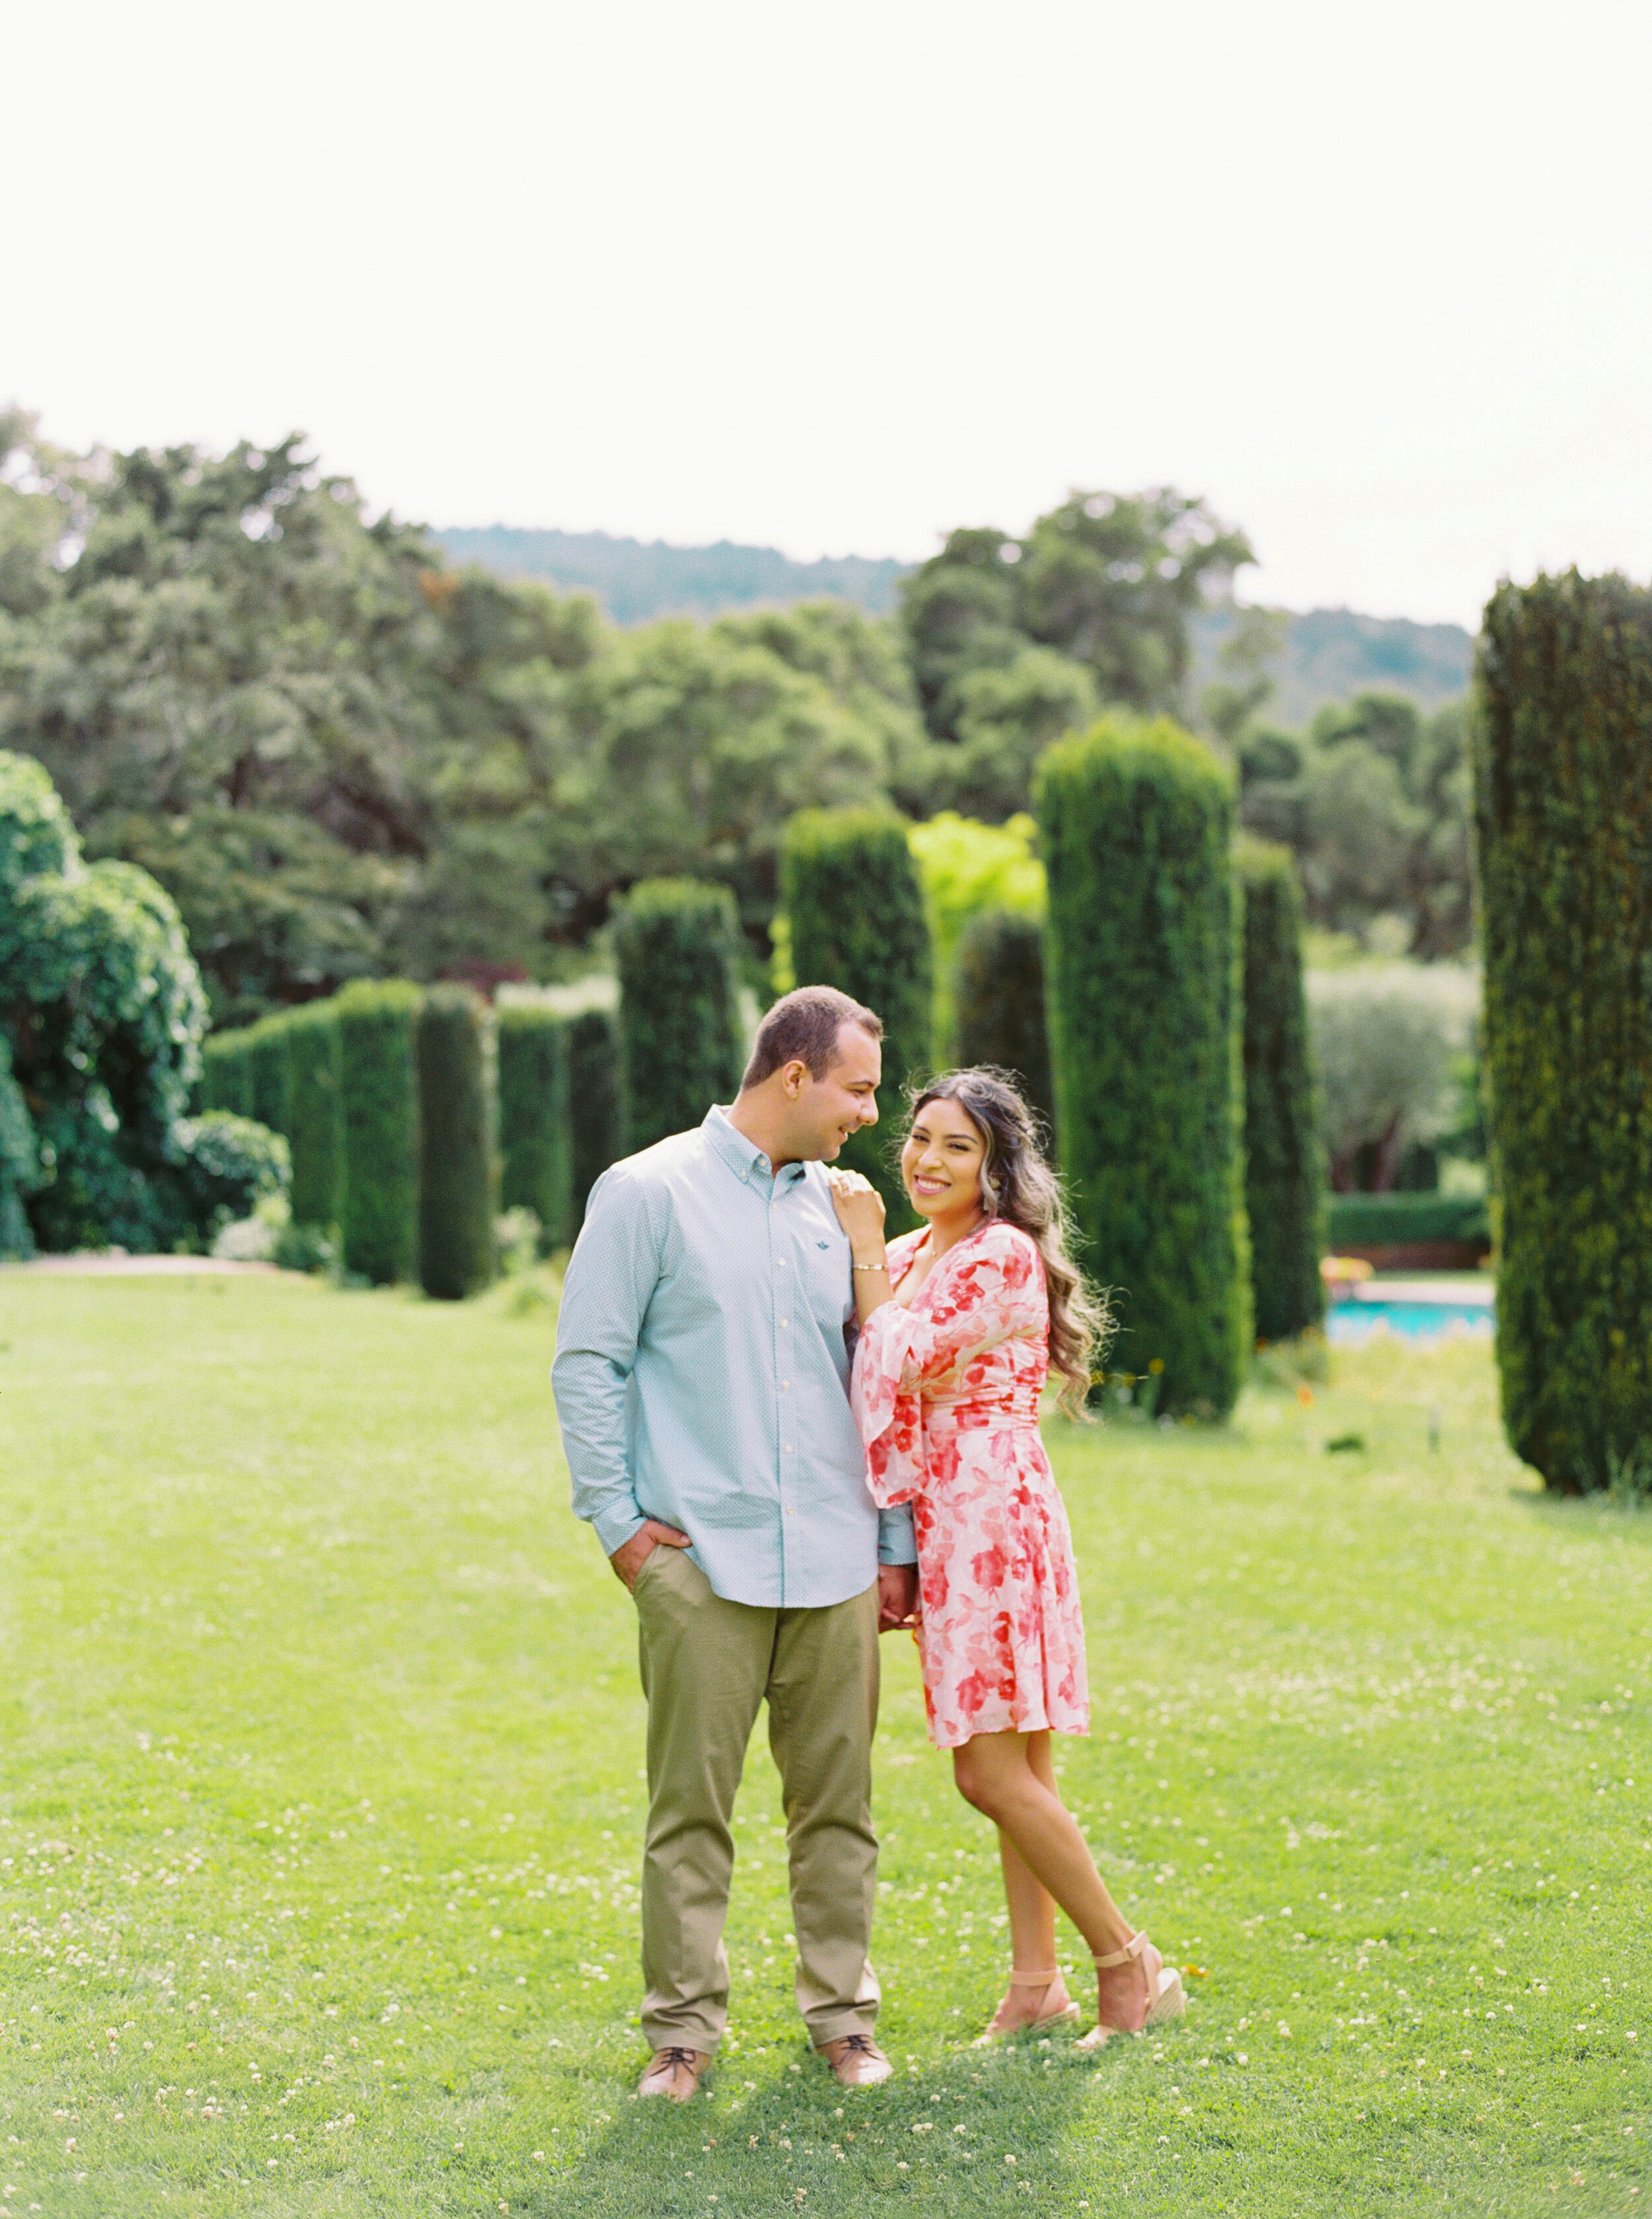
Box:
[903,1068,1109,1415]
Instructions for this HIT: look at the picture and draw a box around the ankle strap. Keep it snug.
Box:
[1092,1931,1148,1971]
[1007,1967,1061,1986]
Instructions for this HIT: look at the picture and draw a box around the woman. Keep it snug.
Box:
[829,1069,1184,2046]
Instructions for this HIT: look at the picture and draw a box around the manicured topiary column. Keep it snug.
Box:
[1237,839,1325,1343]
[247,1014,292,1139]
[951,906,1057,1145]
[1476,572,1652,1491]
[202,1031,254,1118]
[285,1000,342,1230]
[497,1004,572,1248]
[336,979,422,1284]
[782,808,934,1232]
[615,880,745,1152]
[1037,714,1250,1417]
[418,985,497,1300]
[567,1008,621,1229]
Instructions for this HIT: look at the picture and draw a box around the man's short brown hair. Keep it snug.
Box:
[741,985,883,1090]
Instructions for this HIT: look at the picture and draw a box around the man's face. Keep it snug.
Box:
[792,1024,882,1160]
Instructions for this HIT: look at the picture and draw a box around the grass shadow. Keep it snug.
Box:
[531,2019,1111,2218]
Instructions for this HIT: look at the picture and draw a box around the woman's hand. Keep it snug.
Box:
[827,1168,886,1256]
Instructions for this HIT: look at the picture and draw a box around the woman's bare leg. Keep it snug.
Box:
[982,1732,1070,2031]
[954,1729,1152,2031]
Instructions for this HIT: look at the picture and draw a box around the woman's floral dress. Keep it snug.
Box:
[850,1219,1090,1750]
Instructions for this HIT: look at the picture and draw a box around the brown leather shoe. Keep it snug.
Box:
[637,2045,710,2101]
[817,2033,893,2087]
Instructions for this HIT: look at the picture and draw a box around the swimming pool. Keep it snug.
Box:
[1326,1280,1495,1345]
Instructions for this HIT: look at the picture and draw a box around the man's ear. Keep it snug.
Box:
[782,1057,809,1099]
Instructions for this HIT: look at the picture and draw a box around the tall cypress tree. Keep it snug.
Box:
[1037,714,1249,1417]
[782,808,934,1232]
[567,1008,621,1230]
[614,880,745,1152]
[951,906,1056,1145]
[1236,839,1325,1343]
[1476,572,1652,1491]
[418,985,497,1300]
[285,1000,342,1230]
[336,979,422,1285]
[497,1004,572,1248]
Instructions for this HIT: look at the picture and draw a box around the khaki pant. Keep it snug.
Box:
[632,1543,882,2054]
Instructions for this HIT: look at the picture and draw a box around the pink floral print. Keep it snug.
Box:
[850,1220,1090,1750]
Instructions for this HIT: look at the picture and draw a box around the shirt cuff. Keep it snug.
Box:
[591,1503,648,1559]
[876,1505,918,1565]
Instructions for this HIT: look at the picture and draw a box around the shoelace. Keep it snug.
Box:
[837,2035,878,2056]
[658,2046,700,2072]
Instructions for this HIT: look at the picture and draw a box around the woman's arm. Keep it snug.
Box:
[828,1170,894,1325]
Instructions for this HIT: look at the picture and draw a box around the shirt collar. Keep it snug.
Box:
[704,1105,807,1189]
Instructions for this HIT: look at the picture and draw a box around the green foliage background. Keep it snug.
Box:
[336,980,423,1285]
[417,986,497,1300]
[1474,570,1652,1491]
[1037,715,1250,1417]
[614,880,745,1152]
[782,808,934,1232]
[1236,840,1325,1342]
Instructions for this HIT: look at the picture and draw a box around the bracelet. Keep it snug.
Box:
[852,1260,890,1273]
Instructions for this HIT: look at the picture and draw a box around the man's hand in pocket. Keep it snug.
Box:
[609,1520,692,1592]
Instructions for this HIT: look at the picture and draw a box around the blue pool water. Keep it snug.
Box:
[1328,1299,1494,1345]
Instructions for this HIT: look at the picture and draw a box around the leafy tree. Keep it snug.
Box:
[938,648,1100,821]
[0,750,213,1253]
[1240,691,1473,957]
[1306,963,1478,1191]
[0,1032,40,1258]
[898,493,1252,822]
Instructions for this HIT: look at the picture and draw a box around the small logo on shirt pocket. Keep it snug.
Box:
[817,1240,831,1249]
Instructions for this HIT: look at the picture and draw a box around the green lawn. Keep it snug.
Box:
[0,1273,1647,2218]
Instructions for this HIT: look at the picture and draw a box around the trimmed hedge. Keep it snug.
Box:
[202,1031,254,1118]
[336,979,422,1284]
[568,1009,621,1230]
[1475,572,1652,1490]
[285,1001,342,1229]
[951,907,1056,1144]
[615,880,745,1152]
[1325,1193,1489,1249]
[498,1005,572,1248]
[1037,714,1250,1417]
[417,985,497,1300]
[782,808,934,1232]
[1238,840,1326,1341]
[248,1015,292,1138]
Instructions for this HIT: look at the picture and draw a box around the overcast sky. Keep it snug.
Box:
[6,0,1649,628]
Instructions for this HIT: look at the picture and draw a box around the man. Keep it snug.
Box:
[552,985,919,2102]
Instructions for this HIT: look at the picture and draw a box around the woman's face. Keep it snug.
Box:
[901,1096,987,1224]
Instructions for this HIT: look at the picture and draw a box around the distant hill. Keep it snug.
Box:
[439,525,1475,723]
[434,525,907,624]
[1190,605,1474,726]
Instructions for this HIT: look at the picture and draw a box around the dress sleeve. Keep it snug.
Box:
[850,1224,1043,1502]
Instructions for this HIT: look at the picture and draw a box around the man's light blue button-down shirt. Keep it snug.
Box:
[552,1106,917,1608]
